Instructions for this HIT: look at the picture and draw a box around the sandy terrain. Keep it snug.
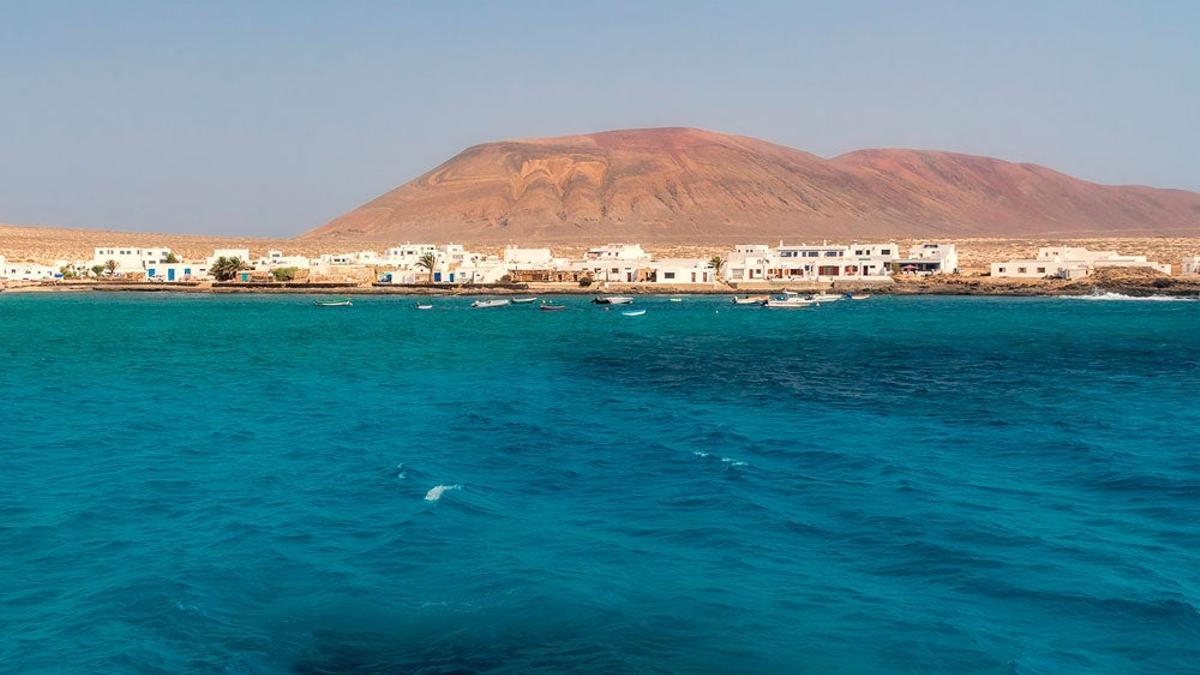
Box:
[2,224,1197,276]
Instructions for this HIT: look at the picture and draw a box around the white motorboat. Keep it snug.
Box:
[511,297,538,304]
[621,309,646,317]
[850,294,871,301]
[470,298,511,309]
[811,292,842,302]
[732,295,769,305]
[315,299,352,307]
[415,303,433,310]
[763,292,818,309]
[592,296,634,305]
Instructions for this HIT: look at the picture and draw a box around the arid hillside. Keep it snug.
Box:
[306,127,1200,243]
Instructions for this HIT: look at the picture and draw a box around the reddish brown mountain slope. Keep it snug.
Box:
[304,127,1200,243]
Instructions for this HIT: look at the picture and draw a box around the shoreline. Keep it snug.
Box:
[5,274,1199,298]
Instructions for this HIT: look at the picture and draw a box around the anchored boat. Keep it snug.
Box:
[315,299,352,307]
[621,309,646,317]
[511,297,538,304]
[731,295,769,305]
[471,298,511,309]
[763,292,817,309]
[592,296,634,305]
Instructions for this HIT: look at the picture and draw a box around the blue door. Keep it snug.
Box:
[433,272,442,282]
[167,268,175,281]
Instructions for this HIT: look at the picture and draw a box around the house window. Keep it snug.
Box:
[1017,267,1027,273]
[664,272,675,279]
[998,267,1006,273]
[1037,267,1046,274]
[881,249,891,255]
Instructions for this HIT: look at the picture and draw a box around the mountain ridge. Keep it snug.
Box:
[305,127,1200,243]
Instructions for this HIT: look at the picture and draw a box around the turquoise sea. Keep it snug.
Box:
[2,293,1199,674]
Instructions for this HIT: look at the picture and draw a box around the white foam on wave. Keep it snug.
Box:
[425,484,462,502]
[694,451,711,458]
[720,457,749,467]
[1066,292,1195,302]
[396,463,406,480]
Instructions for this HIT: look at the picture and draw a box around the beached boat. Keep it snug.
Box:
[731,295,769,305]
[622,309,647,317]
[315,299,352,307]
[539,303,567,312]
[471,298,511,308]
[415,303,433,310]
[511,297,538,304]
[592,296,634,305]
[763,292,817,309]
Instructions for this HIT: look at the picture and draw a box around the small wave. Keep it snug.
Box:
[1066,292,1195,302]
[424,484,461,502]
[396,463,406,480]
[694,451,711,458]
[721,457,749,467]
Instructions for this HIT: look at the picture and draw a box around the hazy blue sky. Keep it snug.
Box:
[1,1,1196,236]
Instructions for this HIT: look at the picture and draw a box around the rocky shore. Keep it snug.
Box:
[4,267,1198,298]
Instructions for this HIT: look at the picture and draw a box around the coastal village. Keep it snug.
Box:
[1,239,1197,294]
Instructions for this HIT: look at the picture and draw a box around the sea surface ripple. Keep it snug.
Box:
[1,294,1198,673]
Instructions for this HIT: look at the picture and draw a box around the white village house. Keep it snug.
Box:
[991,247,1170,279]
[650,258,716,285]
[91,247,175,274]
[1182,256,1200,275]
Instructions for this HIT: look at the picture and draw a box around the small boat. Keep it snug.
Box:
[763,292,817,309]
[592,296,634,305]
[848,293,871,301]
[732,295,769,305]
[471,298,511,309]
[622,309,646,317]
[539,303,567,312]
[415,303,433,310]
[810,292,842,302]
[669,298,683,303]
[511,297,538,304]
[315,299,352,307]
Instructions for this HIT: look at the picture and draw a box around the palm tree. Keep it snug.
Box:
[416,253,437,284]
[708,255,726,283]
[211,256,248,282]
[104,259,119,276]
[90,264,106,277]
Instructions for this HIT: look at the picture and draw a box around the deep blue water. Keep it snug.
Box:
[2,293,1199,674]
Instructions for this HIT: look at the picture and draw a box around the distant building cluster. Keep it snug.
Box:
[0,241,1193,284]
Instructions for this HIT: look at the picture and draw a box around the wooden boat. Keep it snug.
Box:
[471,298,511,308]
[731,295,769,305]
[539,303,567,312]
[592,296,634,305]
[511,297,538,304]
[621,309,647,317]
[315,299,352,307]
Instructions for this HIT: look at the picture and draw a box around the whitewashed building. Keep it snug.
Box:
[723,245,775,282]
[145,261,210,282]
[1,261,60,281]
[90,247,174,274]
[650,258,716,285]
[580,243,650,282]
[895,243,958,275]
[1182,256,1200,275]
[992,247,1169,279]
[256,250,311,270]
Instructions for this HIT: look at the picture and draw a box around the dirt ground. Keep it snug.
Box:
[1,224,1196,274]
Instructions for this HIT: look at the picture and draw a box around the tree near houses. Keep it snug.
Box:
[104,259,119,276]
[90,264,106,277]
[416,253,437,284]
[708,255,725,281]
[164,252,180,263]
[211,256,248,282]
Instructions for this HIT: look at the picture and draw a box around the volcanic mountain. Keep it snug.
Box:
[305,127,1200,243]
